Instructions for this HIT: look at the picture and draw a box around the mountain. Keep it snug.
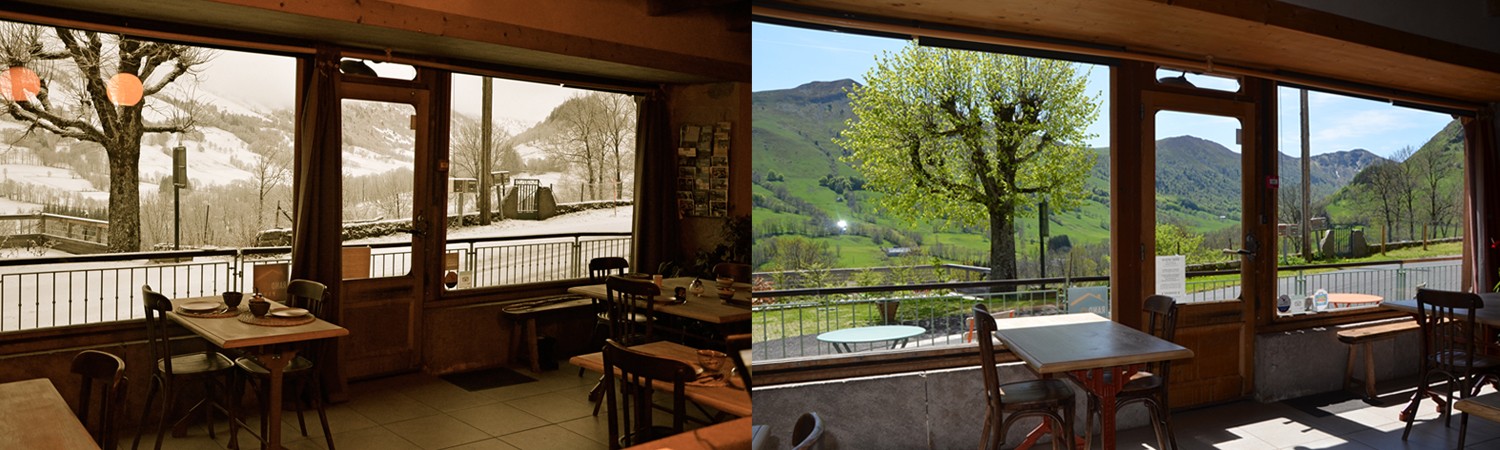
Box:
[752,79,1395,260]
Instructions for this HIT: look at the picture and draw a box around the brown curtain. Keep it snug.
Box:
[291,47,347,397]
[1461,106,1498,292]
[631,92,676,274]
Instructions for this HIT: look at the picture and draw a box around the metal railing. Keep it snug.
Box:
[750,256,1464,361]
[0,231,631,332]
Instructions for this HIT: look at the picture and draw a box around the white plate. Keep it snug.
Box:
[180,301,221,312]
[271,308,309,318]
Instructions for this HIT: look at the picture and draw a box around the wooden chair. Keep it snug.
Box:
[726,333,752,389]
[973,303,1076,450]
[134,285,239,450]
[602,339,693,449]
[1402,288,1500,442]
[585,257,631,371]
[233,279,336,450]
[1085,295,1180,450]
[591,275,663,415]
[791,412,824,450]
[72,349,127,450]
[711,262,751,283]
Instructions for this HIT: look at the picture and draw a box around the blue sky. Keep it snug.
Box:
[753,23,1454,159]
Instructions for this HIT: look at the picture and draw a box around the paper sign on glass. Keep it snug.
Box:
[1155,255,1187,300]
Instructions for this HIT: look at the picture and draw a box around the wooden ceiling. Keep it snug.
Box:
[759,0,1500,106]
[0,0,749,85]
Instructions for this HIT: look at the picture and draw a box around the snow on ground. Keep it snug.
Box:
[139,127,257,188]
[348,205,633,245]
[0,197,42,215]
[0,164,96,192]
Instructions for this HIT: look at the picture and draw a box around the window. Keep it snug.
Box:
[441,73,637,290]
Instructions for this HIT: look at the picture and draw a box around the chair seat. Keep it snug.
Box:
[160,351,235,375]
[234,355,315,375]
[997,379,1075,407]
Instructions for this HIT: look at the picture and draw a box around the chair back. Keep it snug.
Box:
[605,275,659,344]
[141,285,178,376]
[1143,295,1180,378]
[712,262,751,283]
[791,411,825,450]
[726,333,753,389]
[71,350,126,449]
[286,279,329,317]
[1416,288,1486,378]
[601,339,692,449]
[972,304,1005,411]
[590,257,630,281]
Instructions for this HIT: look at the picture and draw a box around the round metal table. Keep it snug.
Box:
[816,325,926,353]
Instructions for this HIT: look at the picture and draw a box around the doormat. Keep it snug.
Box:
[439,367,538,392]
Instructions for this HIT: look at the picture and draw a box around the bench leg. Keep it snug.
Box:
[1345,343,1359,396]
[1363,342,1378,399]
[526,318,541,373]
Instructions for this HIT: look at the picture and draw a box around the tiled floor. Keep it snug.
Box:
[1107,384,1500,449]
[125,363,716,450]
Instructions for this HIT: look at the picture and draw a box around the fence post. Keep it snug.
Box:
[572,236,584,279]
[1396,261,1407,300]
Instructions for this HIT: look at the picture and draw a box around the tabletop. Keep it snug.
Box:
[169,296,349,349]
[992,313,1194,374]
[568,277,751,324]
[569,340,751,417]
[1381,293,1500,327]
[1456,391,1500,423]
[622,416,753,450]
[1326,293,1383,307]
[0,378,101,450]
[816,325,926,344]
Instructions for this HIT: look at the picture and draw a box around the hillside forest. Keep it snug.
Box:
[752,79,1466,280]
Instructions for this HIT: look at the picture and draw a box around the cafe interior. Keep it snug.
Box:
[2,0,1500,450]
[0,0,750,449]
[749,1,1500,450]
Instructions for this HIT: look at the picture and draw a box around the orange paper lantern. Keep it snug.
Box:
[107,73,143,106]
[2,66,41,102]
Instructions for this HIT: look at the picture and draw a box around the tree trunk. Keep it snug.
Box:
[105,139,142,252]
[987,204,1018,289]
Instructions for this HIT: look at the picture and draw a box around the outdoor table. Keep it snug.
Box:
[0,378,100,450]
[623,416,753,449]
[1326,293,1383,309]
[569,340,751,417]
[991,313,1194,450]
[817,325,926,353]
[168,296,349,450]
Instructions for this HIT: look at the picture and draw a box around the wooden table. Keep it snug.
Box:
[623,416,753,450]
[568,277,752,324]
[1456,391,1500,423]
[1382,293,1500,423]
[169,297,349,450]
[992,313,1194,450]
[817,325,926,353]
[1381,293,1500,326]
[569,340,751,417]
[0,378,101,450]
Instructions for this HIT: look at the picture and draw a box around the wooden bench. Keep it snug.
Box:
[501,295,594,373]
[1337,319,1420,399]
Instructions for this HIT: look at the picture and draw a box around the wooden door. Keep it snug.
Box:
[334,70,442,379]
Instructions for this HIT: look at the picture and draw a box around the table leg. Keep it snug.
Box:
[1069,365,1138,450]
[254,349,298,450]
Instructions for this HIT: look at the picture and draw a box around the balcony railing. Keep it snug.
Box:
[0,232,631,332]
[751,257,1462,361]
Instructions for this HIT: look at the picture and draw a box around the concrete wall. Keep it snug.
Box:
[1253,320,1420,402]
[754,364,1155,449]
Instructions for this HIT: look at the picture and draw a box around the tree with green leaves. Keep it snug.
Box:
[837,43,1099,281]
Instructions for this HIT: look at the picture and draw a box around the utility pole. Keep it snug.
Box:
[173,141,187,251]
[479,77,494,225]
[1300,89,1312,260]
[1039,198,1050,279]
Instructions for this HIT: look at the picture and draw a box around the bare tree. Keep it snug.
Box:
[537,94,604,200]
[1357,161,1404,242]
[597,93,636,199]
[1390,146,1419,241]
[1409,144,1456,237]
[0,24,211,252]
[451,118,521,181]
[249,140,291,230]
